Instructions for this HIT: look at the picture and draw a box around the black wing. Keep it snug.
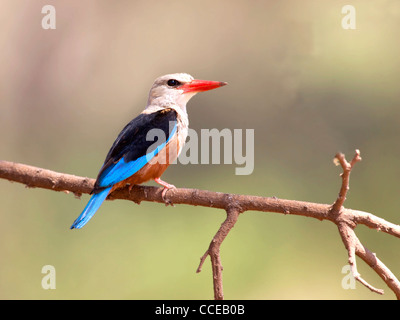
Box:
[93,108,178,192]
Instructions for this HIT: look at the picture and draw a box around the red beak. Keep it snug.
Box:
[181,79,227,93]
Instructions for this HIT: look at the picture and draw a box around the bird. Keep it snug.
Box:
[70,73,227,229]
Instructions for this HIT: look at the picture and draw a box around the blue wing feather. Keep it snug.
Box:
[98,123,177,187]
[71,109,178,229]
[70,186,112,229]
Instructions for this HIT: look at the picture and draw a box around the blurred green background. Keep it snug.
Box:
[1,0,400,299]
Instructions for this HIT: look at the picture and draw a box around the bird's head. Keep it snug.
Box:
[146,73,227,113]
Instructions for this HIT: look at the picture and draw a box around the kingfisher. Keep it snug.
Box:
[70,73,227,229]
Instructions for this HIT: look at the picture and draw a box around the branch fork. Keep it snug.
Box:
[330,150,391,296]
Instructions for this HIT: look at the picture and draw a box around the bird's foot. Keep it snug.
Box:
[154,177,176,206]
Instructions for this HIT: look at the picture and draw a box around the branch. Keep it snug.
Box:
[331,149,362,213]
[196,205,241,300]
[1,154,400,299]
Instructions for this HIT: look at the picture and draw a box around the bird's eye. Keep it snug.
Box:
[167,79,181,87]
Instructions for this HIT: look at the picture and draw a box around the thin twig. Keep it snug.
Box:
[331,149,361,213]
[338,222,384,295]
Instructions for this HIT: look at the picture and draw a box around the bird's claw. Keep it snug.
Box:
[161,185,176,206]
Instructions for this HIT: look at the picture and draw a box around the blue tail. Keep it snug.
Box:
[70,187,112,229]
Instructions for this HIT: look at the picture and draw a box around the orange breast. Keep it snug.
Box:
[111,133,181,192]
